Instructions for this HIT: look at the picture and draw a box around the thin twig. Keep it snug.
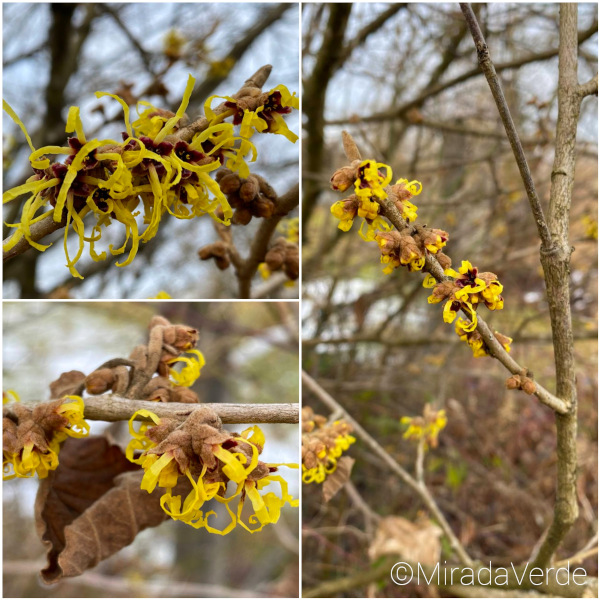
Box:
[460,3,554,252]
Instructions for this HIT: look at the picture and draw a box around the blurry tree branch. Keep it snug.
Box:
[98,5,156,75]
[3,561,272,597]
[302,371,474,567]
[189,3,292,105]
[302,3,352,234]
[303,555,598,598]
[326,18,598,126]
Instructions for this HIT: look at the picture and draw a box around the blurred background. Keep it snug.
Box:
[3,2,299,299]
[3,301,299,597]
[302,3,597,595]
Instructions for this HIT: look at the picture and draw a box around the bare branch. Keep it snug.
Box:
[533,3,587,568]
[460,3,554,251]
[3,395,299,425]
[577,73,598,97]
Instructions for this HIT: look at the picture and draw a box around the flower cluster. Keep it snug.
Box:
[330,159,395,240]
[424,260,504,331]
[3,76,298,279]
[3,396,89,479]
[215,168,280,224]
[258,237,300,282]
[204,84,299,178]
[375,225,449,274]
[127,407,298,534]
[401,405,447,450]
[301,407,355,484]
[329,159,452,274]
[455,318,512,358]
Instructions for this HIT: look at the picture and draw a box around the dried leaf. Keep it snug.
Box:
[322,456,355,503]
[49,370,86,399]
[35,436,143,583]
[368,516,442,566]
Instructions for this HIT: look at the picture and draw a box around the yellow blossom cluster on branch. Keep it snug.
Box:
[401,404,447,450]
[127,408,298,534]
[424,260,504,333]
[301,406,355,484]
[3,75,298,279]
[329,144,511,359]
[3,395,89,479]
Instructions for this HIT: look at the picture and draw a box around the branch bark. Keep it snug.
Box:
[532,3,585,568]
[3,396,299,425]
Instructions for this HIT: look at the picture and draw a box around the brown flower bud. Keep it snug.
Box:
[218,173,241,195]
[232,208,252,226]
[240,176,260,202]
[436,252,452,270]
[265,239,287,271]
[521,378,536,395]
[430,281,458,302]
[198,241,229,266]
[284,245,300,280]
[85,368,115,395]
[252,197,275,219]
[330,166,357,192]
[171,387,200,404]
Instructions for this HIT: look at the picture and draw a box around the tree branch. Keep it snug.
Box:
[326,19,598,126]
[235,183,299,298]
[189,4,292,105]
[533,3,586,568]
[3,395,299,425]
[460,3,554,251]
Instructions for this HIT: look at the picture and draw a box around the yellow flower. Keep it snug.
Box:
[3,396,89,480]
[354,160,392,200]
[401,407,447,449]
[168,349,205,387]
[2,390,20,404]
[149,291,172,299]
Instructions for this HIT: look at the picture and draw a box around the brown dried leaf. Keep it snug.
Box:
[368,516,442,566]
[49,370,86,399]
[322,456,355,503]
[35,436,140,583]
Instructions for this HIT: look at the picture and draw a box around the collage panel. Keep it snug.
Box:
[3,2,299,300]
[301,2,597,598]
[3,300,300,597]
